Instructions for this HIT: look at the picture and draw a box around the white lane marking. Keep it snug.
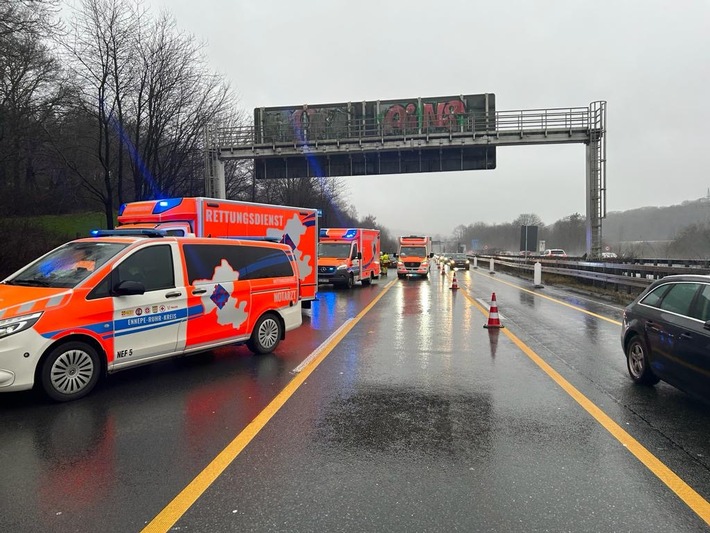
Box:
[292,318,355,374]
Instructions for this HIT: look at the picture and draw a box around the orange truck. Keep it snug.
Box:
[117,197,318,307]
[396,235,433,279]
[318,228,381,288]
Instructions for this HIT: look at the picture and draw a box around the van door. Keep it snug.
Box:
[181,243,253,350]
[109,244,186,366]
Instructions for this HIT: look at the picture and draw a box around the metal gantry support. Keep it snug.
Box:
[204,101,607,257]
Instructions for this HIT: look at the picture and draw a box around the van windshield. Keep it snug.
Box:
[400,246,426,257]
[318,242,352,259]
[6,242,127,288]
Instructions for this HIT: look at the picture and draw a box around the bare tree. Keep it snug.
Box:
[0,0,71,214]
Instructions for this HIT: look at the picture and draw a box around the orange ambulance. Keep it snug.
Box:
[117,197,318,307]
[0,230,302,401]
[396,235,433,278]
[318,228,381,288]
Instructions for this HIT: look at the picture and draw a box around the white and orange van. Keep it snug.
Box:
[0,230,302,401]
[318,228,381,288]
[116,197,318,307]
[396,235,433,278]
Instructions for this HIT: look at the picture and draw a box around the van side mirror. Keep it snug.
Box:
[113,280,145,296]
[357,252,362,260]
[429,253,434,258]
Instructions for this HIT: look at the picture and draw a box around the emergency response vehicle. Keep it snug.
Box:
[0,230,302,402]
[117,197,318,307]
[396,235,433,279]
[318,228,381,288]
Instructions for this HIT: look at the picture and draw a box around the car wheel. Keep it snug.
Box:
[247,313,282,355]
[626,335,660,385]
[40,341,101,402]
[346,274,354,289]
[362,274,371,286]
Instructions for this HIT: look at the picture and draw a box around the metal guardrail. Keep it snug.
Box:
[210,106,596,149]
[474,255,710,293]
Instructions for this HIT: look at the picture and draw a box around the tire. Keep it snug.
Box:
[362,273,372,286]
[247,313,283,354]
[626,335,660,385]
[40,341,101,402]
[398,274,406,279]
[346,274,354,289]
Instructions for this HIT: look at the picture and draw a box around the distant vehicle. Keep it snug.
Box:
[448,253,470,270]
[396,236,433,279]
[621,274,710,403]
[542,249,567,257]
[317,228,381,289]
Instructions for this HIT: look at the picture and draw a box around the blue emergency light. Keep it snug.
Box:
[343,229,357,239]
[152,198,183,214]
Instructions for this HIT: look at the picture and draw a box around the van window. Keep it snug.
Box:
[88,244,174,299]
[183,244,294,283]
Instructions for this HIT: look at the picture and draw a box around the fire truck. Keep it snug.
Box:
[318,228,381,289]
[396,235,432,279]
[117,197,318,306]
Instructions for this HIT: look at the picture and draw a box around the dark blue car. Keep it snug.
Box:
[621,274,710,403]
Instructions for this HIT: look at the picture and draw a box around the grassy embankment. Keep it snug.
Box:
[0,212,108,279]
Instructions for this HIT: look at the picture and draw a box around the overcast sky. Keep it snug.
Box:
[143,0,710,236]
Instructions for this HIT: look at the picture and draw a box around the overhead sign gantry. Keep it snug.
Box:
[204,95,606,257]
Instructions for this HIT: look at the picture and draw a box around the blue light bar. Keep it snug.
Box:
[152,198,183,214]
[118,203,127,216]
[319,229,328,237]
[343,229,357,239]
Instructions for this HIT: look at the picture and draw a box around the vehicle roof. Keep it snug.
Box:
[648,274,710,285]
[74,235,293,250]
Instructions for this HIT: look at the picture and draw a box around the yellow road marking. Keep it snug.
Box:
[464,269,623,325]
[460,289,710,526]
[142,278,397,533]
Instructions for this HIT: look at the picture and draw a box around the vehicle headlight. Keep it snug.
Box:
[336,264,348,270]
[0,312,43,339]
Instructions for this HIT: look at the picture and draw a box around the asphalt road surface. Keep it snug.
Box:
[1,265,708,532]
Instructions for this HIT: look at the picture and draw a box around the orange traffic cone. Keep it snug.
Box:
[483,292,505,329]
[441,264,446,276]
[450,272,459,290]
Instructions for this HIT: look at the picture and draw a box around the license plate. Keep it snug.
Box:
[318,278,329,283]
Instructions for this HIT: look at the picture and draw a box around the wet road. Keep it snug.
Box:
[0,266,708,532]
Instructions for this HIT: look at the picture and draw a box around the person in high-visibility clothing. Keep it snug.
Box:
[380,252,389,276]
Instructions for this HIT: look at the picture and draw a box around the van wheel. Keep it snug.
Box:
[626,335,659,385]
[247,313,282,354]
[346,275,354,289]
[362,274,372,286]
[40,341,101,402]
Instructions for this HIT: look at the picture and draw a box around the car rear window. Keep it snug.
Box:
[640,284,672,308]
[658,282,700,316]
[689,284,710,321]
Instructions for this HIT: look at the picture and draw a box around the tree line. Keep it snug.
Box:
[1,0,403,275]
[448,213,588,256]
[0,0,370,227]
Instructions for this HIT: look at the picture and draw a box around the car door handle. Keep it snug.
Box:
[192,288,207,295]
[646,322,660,333]
[165,292,182,298]
[679,332,693,340]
